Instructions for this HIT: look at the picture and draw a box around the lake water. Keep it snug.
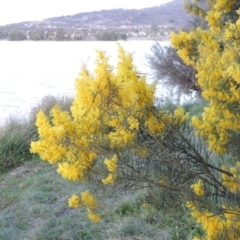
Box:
[0,40,169,125]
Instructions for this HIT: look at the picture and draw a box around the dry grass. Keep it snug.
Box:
[0,158,198,240]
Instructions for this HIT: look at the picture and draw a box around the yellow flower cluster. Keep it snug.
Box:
[222,163,240,193]
[174,107,189,125]
[30,44,194,225]
[171,0,240,155]
[187,202,240,240]
[104,155,118,173]
[30,45,157,180]
[102,173,115,185]
[68,194,82,208]
[108,128,135,149]
[172,1,240,238]
[68,191,101,223]
[87,209,101,223]
[69,191,97,209]
[188,162,240,239]
[206,10,222,28]
[191,105,231,154]
[214,0,235,13]
[30,109,70,164]
[102,155,118,185]
[191,180,204,196]
[31,44,188,185]
[145,114,166,135]
[81,191,97,209]
[127,116,139,130]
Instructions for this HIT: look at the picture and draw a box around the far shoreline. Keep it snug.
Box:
[0,37,171,42]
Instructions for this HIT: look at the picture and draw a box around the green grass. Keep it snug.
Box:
[181,99,207,118]
[0,95,73,174]
[0,158,198,240]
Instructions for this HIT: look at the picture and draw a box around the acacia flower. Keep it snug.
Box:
[81,191,97,209]
[191,180,204,196]
[104,155,118,173]
[87,209,101,223]
[68,195,82,208]
[102,173,115,185]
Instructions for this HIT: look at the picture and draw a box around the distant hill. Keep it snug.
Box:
[43,0,191,28]
[3,0,191,29]
[0,0,194,41]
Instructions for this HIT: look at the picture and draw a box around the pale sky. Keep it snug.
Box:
[0,0,173,25]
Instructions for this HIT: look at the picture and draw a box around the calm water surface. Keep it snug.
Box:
[0,40,168,124]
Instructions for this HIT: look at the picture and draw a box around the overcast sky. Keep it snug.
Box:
[0,0,173,25]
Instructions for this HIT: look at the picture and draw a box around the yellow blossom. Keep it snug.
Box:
[102,173,115,185]
[187,202,240,240]
[68,195,82,208]
[127,116,139,130]
[145,114,165,135]
[222,164,240,193]
[57,162,84,181]
[87,209,101,223]
[81,191,97,210]
[174,107,189,125]
[104,155,118,173]
[191,180,204,196]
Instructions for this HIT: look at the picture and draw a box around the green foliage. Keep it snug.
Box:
[8,30,27,41]
[181,99,208,119]
[115,198,143,217]
[0,117,35,173]
[0,95,73,174]
[95,30,127,41]
[28,28,46,41]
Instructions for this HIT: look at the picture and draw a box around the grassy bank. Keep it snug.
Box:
[0,96,73,174]
[0,96,205,239]
[0,158,200,240]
